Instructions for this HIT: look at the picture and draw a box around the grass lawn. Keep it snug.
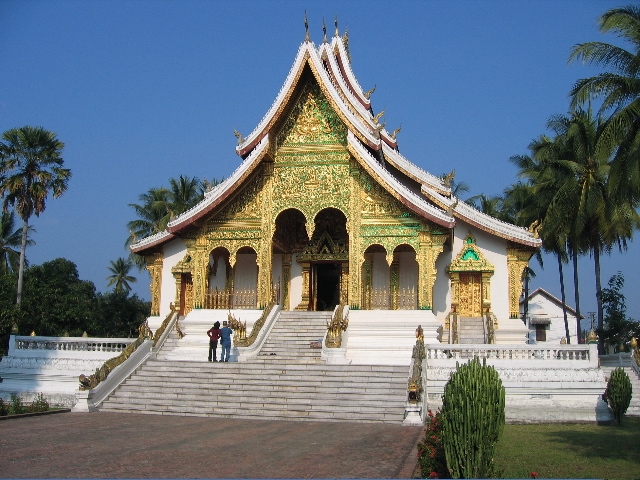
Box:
[493,416,640,479]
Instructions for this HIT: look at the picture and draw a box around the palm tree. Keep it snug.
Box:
[569,5,640,203]
[511,136,574,342]
[106,257,136,294]
[127,187,171,242]
[533,110,638,348]
[0,210,32,275]
[167,175,201,218]
[0,126,71,307]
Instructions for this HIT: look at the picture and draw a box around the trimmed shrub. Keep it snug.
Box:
[441,356,505,479]
[604,367,632,425]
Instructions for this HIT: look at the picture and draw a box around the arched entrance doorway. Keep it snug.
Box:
[272,208,310,310]
[297,208,348,311]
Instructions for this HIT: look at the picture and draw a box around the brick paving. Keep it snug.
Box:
[0,412,423,479]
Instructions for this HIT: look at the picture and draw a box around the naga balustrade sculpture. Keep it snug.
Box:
[325,304,348,348]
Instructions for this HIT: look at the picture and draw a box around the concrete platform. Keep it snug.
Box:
[0,411,423,479]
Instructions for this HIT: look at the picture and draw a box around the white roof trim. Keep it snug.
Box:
[348,131,454,226]
[382,143,448,192]
[168,136,270,229]
[420,184,541,246]
[236,41,381,154]
[130,230,173,252]
[331,37,370,107]
[236,43,308,153]
[319,42,375,127]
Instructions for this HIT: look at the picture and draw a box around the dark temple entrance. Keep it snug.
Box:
[313,263,341,311]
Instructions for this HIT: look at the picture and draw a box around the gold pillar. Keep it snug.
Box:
[361,252,373,309]
[340,263,349,305]
[390,254,400,310]
[145,253,163,316]
[507,243,536,319]
[282,254,292,310]
[296,262,311,310]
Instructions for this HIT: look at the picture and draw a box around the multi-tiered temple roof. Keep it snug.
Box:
[132,26,541,254]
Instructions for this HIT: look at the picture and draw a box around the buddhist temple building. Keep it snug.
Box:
[130,22,541,345]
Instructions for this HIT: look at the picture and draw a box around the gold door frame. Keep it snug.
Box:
[447,234,494,318]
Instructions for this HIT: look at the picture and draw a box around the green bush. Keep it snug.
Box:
[604,367,632,425]
[441,356,505,479]
[9,393,25,415]
[29,393,49,413]
[0,398,9,416]
[417,409,449,479]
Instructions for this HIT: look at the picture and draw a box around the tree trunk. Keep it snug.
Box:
[16,217,29,308]
[572,251,581,343]
[558,254,570,344]
[594,247,604,354]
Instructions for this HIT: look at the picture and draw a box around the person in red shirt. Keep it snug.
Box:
[207,321,221,362]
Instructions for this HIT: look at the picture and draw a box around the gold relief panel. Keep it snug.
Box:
[272,163,350,212]
[276,80,347,150]
[213,173,264,221]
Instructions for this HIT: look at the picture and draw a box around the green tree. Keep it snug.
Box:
[511,136,574,342]
[0,126,71,308]
[0,210,33,275]
[18,258,96,336]
[599,272,640,350]
[167,175,202,217]
[89,291,150,338]
[569,5,640,202]
[127,186,172,241]
[106,257,136,294]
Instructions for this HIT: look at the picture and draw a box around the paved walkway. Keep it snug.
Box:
[0,411,423,478]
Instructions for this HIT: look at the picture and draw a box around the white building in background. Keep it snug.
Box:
[521,288,584,344]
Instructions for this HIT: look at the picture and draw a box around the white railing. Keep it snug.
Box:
[10,336,135,356]
[424,343,598,368]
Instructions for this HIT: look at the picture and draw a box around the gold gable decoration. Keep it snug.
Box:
[297,230,348,262]
[276,81,347,154]
[448,234,494,273]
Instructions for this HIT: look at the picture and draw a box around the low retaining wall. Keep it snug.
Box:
[422,343,611,423]
[0,335,136,406]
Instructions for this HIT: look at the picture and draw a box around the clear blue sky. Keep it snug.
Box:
[1,0,637,324]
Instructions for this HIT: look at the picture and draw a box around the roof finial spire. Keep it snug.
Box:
[322,17,327,43]
[334,15,339,37]
[304,11,310,42]
[342,25,351,62]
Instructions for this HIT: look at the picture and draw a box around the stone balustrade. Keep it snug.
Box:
[425,343,598,368]
[10,336,133,356]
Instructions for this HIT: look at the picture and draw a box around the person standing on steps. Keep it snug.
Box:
[220,320,233,362]
[207,321,221,362]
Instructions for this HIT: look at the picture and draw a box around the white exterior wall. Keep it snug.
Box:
[271,253,283,300]
[234,253,258,291]
[208,252,228,291]
[159,238,187,318]
[289,253,303,310]
[432,223,511,323]
[371,251,390,289]
[398,251,418,291]
[433,245,452,321]
[524,295,580,344]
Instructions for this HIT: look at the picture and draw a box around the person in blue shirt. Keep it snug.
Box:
[219,320,233,362]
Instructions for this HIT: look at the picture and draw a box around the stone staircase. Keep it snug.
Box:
[99,311,410,423]
[255,311,329,362]
[600,354,640,416]
[458,317,486,344]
